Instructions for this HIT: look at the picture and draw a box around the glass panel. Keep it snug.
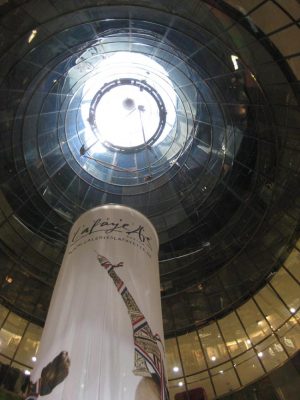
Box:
[165,338,183,380]
[0,313,27,358]
[270,25,300,57]
[223,0,265,14]
[0,304,9,327]
[255,336,288,372]
[254,285,290,330]
[237,299,272,344]
[234,349,264,385]
[284,247,300,281]
[275,0,300,19]
[10,361,30,392]
[277,317,300,356]
[211,362,240,396]
[250,2,291,34]
[177,332,206,374]
[198,322,229,367]
[168,378,187,400]
[14,323,42,367]
[1,361,25,393]
[218,312,248,357]
[186,372,215,400]
[271,268,300,312]
[0,354,10,364]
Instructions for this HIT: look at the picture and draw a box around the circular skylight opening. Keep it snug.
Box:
[89,78,167,151]
[79,51,177,154]
[63,37,196,187]
[95,84,160,148]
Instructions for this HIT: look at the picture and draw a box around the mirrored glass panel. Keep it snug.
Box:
[284,247,300,281]
[254,285,290,330]
[14,323,42,367]
[218,313,248,357]
[237,299,272,344]
[199,322,230,368]
[234,349,265,385]
[177,331,206,375]
[0,313,27,358]
[255,336,288,372]
[271,268,300,312]
[277,317,300,356]
[211,361,240,397]
[165,338,183,380]
[186,371,215,400]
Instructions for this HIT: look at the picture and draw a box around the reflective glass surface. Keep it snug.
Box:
[0,0,299,398]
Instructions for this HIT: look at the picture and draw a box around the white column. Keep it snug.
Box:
[32,204,168,400]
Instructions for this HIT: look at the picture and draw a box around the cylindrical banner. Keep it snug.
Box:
[31,204,168,400]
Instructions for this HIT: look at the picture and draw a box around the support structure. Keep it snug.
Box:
[31,204,168,400]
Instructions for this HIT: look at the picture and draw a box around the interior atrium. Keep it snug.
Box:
[0,0,299,399]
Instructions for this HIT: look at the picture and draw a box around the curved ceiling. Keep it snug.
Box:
[0,0,299,336]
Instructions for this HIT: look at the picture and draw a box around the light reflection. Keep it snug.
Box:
[231,55,239,70]
[28,29,37,43]
[5,275,13,284]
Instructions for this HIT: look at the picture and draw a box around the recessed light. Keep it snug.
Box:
[5,275,13,284]
[258,352,263,358]
[28,29,37,44]
[173,366,179,372]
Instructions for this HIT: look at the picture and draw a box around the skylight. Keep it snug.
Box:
[79,51,177,153]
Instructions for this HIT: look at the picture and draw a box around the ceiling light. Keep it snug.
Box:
[28,29,37,43]
[257,352,263,358]
[5,275,13,284]
[219,370,224,374]
[231,55,239,70]
[290,307,296,313]
[173,366,179,372]
[32,356,37,362]
[211,356,216,361]
[178,381,184,387]
[24,370,31,376]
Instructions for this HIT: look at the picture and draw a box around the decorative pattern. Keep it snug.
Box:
[97,254,169,400]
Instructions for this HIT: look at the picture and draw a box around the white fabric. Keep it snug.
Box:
[32,205,165,400]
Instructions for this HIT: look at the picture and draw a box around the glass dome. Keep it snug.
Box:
[0,0,299,398]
